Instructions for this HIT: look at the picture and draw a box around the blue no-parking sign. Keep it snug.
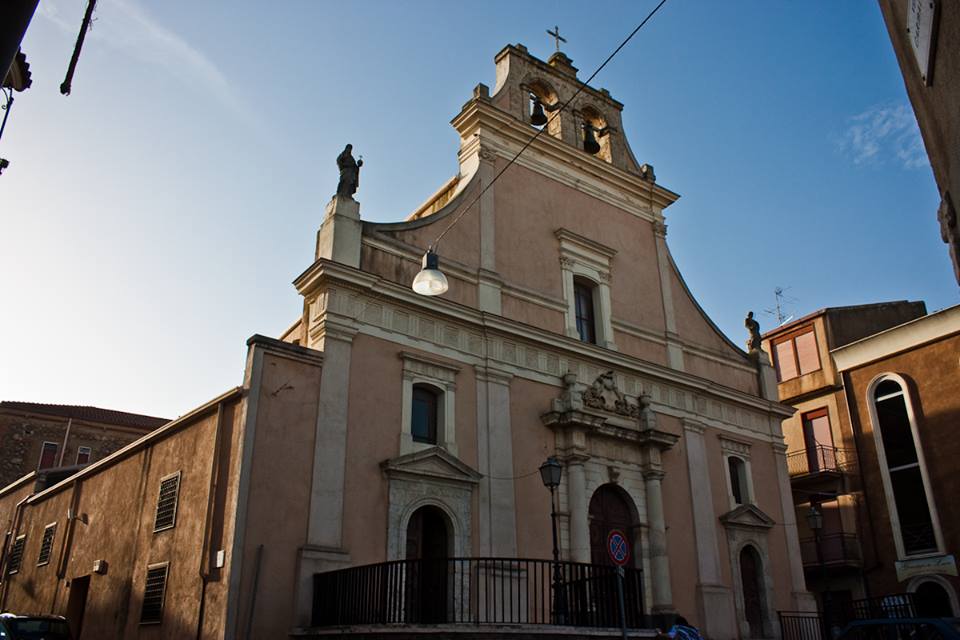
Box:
[607,529,630,567]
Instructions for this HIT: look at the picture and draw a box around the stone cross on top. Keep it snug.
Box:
[547,25,567,52]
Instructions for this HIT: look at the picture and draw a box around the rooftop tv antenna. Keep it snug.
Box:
[763,287,796,326]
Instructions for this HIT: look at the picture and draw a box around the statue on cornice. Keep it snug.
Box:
[744,311,762,353]
[336,144,363,198]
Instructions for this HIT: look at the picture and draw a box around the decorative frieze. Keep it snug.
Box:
[310,285,781,439]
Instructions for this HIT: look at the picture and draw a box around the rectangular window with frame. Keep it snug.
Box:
[153,472,181,533]
[8,534,26,574]
[802,408,835,473]
[76,446,92,465]
[38,441,59,470]
[37,523,57,566]
[772,326,821,381]
[140,563,169,624]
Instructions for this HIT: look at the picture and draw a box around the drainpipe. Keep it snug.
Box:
[840,371,880,598]
[196,402,225,639]
[57,418,73,467]
[50,479,82,613]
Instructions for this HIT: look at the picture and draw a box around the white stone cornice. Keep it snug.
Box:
[719,436,752,458]
[296,262,794,432]
[683,419,706,434]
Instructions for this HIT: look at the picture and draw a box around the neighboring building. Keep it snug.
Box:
[762,301,960,621]
[1,44,812,639]
[878,0,960,284]
[0,402,169,489]
[833,305,960,617]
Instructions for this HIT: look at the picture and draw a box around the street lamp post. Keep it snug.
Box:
[539,457,567,624]
[806,504,832,633]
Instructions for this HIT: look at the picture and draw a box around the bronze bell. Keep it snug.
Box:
[582,124,601,155]
[530,96,548,126]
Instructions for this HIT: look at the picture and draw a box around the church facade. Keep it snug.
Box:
[0,44,812,639]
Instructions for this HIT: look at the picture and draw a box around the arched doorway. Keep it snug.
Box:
[914,580,956,617]
[740,545,767,638]
[588,484,644,626]
[405,505,450,623]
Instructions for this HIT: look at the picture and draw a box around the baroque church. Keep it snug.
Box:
[0,43,812,639]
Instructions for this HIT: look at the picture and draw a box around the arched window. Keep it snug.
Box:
[573,277,597,344]
[871,377,939,556]
[411,384,440,445]
[728,457,748,505]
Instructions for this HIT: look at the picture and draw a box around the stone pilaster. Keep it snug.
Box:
[683,420,737,637]
[773,442,817,611]
[565,454,590,563]
[475,365,518,557]
[643,468,674,613]
[651,218,684,371]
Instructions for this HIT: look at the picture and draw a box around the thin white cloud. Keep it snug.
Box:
[38,0,261,132]
[837,102,928,169]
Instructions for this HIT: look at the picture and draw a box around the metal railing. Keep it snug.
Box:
[780,593,919,640]
[312,557,648,628]
[786,445,854,477]
[800,533,863,567]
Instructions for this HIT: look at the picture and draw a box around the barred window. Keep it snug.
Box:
[140,563,169,624]
[37,523,57,566]
[7,535,26,574]
[153,472,181,533]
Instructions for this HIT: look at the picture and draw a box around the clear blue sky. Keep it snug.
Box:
[2,1,954,418]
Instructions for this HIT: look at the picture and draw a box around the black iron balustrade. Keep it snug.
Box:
[312,557,648,629]
[779,593,919,640]
[786,445,854,477]
[799,533,862,567]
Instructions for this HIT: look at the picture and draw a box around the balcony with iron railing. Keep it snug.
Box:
[301,557,665,638]
[800,533,863,569]
[787,444,856,485]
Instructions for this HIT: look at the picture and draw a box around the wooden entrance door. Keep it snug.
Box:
[406,506,449,623]
[66,575,90,639]
[588,484,643,626]
[740,546,765,638]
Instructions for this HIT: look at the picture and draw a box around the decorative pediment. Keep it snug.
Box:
[719,504,775,531]
[381,447,481,486]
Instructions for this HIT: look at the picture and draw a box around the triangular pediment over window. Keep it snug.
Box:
[719,504,775,530]
[381,447,481,486]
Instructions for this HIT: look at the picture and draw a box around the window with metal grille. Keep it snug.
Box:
[7,535,26,574]
[37,523,57,566]
[153,472,181,533]
[140,563,169,624]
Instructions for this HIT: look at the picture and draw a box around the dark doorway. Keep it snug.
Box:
[740,545,766,638]
[405,506,449,623]
[588,484,644,626]
[915,581,955,617]
[66,575,90,639]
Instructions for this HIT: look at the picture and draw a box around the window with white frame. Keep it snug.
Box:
[154,472,181,533]
[400,352,459,456]
[869,375,942,557]
[37,441,59,470]
[37,523,57,566]
[556,228,616,350]
[720,437,754,507]
[76,446,92,465]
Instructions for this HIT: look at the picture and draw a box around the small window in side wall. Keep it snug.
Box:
[728,456,749,505]
[772,327,820,381]
[38,441,59,470]
[140,563,169,624]
[76,446,92,465]
[411,385,439,444]
[37,523,57,566]
[154,472,181,533]
[7,535,26,574]
[573,277,597,344]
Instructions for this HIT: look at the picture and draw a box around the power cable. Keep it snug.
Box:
[430,0,671,251]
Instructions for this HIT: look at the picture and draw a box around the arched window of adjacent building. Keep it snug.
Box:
[574,277,597,344]
[411,384,440,445]
[871,376,940,556]
[728,456,749,505]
